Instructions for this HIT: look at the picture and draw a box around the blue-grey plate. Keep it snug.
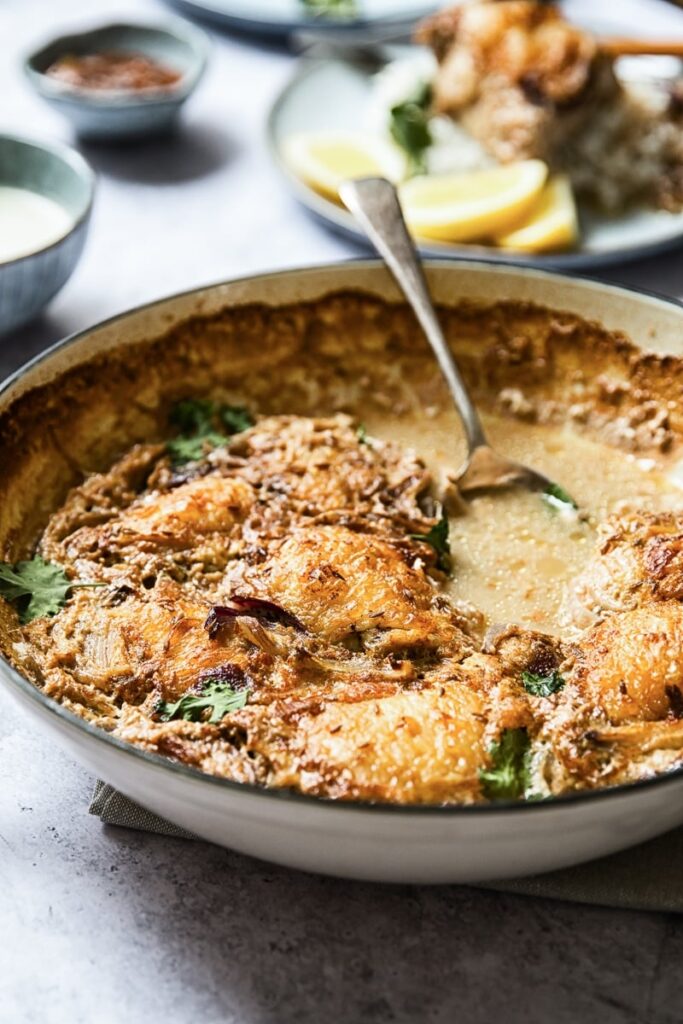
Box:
[164,0,436,38]
[25,20,208,140]
[0,134,94,336]
[268,52,683,270]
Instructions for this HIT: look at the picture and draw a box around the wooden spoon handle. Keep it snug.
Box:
[599,37,683,57]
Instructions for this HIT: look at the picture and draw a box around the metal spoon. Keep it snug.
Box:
[340,176,572,501]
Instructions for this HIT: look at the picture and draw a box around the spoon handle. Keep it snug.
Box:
[340,176,487,453]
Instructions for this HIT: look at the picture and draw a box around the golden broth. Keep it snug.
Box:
[368,411,683,634]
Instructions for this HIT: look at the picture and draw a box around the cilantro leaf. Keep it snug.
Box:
[390,83,432,176]
[167,398,254,466]
[0,556,101,624]
[479,728,532,801]
[155,677,249,725]
[170,398,215,436]
[221,405,254,434]
[542,481,578,512]
[521,669,565,698]
[166,431,227,465]
[356,423,368,445]
[410,507,451,573]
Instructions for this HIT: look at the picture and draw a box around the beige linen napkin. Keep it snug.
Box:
[90,781,683,912]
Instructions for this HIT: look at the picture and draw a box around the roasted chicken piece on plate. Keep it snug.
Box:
[416,0,618,165]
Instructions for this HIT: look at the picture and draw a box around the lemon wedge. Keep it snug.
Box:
[399,160,548,242]
[283,132,404,202]
[494,176,579,252]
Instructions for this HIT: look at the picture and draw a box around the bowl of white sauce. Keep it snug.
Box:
[0,134,94,336]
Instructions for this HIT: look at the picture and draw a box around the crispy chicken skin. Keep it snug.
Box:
[19,580,243,717]
[11,410,683,804]
[565,512,683,626]
[40,415,433,581]
[573,601,683,724]
[114,679,487,802]
[221,415,431,524]
[228,681,487,803]
[536,512,683,790]
[237,524,473,657]
[525,600,683,793]
[44,474,255,579]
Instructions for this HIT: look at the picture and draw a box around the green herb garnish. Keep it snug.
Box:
[389,83,433,176]
[521,669,565,698]
[166,433,227,465]
[167,398,254,465]
[479,728,532,802]
[221,405,254,434]
[542,481,578,512]
[410,507,451,573]
[299,0,357,18]
[357,423,368,445]
[0,556,101,624]
[155,677,249,724]
[170,398,215,435]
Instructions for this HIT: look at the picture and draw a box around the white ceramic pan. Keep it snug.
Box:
[2,260,683,884]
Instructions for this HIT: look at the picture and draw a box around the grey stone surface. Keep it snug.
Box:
[2,1,683,1021]
[2,702,683,1024]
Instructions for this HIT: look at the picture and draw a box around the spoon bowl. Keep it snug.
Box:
[456,443,556,496]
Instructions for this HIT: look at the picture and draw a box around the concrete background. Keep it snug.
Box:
[2,1,683,1021]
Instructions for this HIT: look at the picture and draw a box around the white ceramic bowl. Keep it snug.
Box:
[0,133,94,335]
[2,260,683,884]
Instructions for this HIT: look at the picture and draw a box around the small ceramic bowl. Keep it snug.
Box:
[0,134,94,336]
[24,21,208,140]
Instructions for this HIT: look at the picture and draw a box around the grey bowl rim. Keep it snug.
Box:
[0,131,95,268]
[23,18,209,109]
[2,257,683,817]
